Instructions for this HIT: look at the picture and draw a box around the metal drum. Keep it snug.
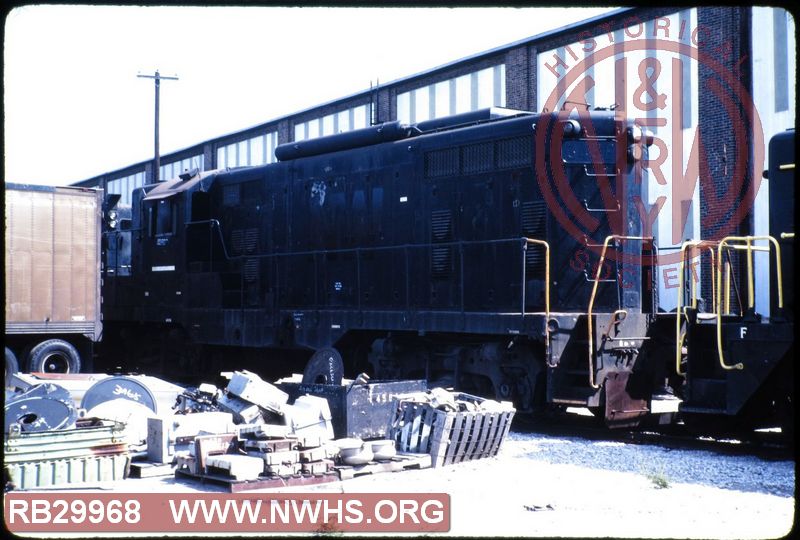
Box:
[80,376,159,414]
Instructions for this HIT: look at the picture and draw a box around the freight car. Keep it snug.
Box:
[4,183,103,385]
[98,109,793,431]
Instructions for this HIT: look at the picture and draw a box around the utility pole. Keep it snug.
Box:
[137,70,178,183]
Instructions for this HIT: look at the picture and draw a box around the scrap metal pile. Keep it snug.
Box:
[4,370,515,491]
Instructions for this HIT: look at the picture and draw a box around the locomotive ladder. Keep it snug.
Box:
[586,235,652,389]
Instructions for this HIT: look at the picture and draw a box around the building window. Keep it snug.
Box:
[108,170,146,206]
[454,74,471,114]
[294,104,369,142]
[294,123,307,142]
[216,132,277,168]
[160,154,204,181]
[337,110,350,132]
[322,113,335,136]
[434,80,450,118]
[774,9,789,112]
[250,135,264,165]
[396,64,507,124]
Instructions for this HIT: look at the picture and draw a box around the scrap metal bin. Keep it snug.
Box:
[4,419,130,490]
[388,392,515,467]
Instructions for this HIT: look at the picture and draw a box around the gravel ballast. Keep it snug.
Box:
[298,430,795,538]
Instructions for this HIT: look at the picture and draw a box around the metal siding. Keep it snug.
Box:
[5,185,102,340]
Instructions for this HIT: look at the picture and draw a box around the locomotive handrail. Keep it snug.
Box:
[522,238,550,352]
[187,218,552,323]
[780,232,794,239]
[190,221,540,263]
[587,235,652,389]
[723,260,732,315]
[714,235,784,371]
[675,240,718,376]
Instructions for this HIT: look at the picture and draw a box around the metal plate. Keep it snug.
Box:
[80,376,158,414]
[5,383,78,433]
[604,371,649,428]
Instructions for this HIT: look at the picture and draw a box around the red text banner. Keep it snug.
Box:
[4,492,450,534]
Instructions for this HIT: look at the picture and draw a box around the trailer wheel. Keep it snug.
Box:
[302,347,344,385]
[5,347,19,387]
[27,339,81,374]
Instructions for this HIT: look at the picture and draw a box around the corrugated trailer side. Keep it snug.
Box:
[5,183,103,382]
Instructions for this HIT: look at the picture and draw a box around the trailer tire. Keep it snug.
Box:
[27,339,81,374]
[5,347,19,387]
[302,347,344,385]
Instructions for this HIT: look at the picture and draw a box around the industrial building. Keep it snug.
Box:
[73,6,795,314]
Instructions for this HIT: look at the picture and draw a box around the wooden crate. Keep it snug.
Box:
[388,394,515,467]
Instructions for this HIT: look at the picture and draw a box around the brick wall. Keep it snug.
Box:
[697,6,754,305]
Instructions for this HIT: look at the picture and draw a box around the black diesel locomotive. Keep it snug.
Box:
[100,109,793,431]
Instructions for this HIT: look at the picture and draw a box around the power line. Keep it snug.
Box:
[137,70,179,183]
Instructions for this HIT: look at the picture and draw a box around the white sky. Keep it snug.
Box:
[4,5,616,186]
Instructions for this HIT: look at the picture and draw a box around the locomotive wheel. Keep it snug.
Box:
[27,339,81,374]
[302,347,344,385]
[5,347,19,387]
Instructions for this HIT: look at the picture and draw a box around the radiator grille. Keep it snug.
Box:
[497,136,532,169]
[425,148,459,178]
[223,184,240,206]
[462,142,494,174]
[424,136,533,179]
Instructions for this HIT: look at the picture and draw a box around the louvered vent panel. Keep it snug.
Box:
[230,230,244,255]
[243,259,258,282]
[522,201,547,277]
[521,201,546,237]
[525,246,546,277]
[431,247,453,279]
[244,228,259,253]
[431,210,453,241]
[430,210,453,279]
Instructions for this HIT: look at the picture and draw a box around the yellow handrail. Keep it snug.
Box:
[675,240,718,376]
[781,232,794,239]
[714,235,784,371]
[524,238,551,351]
[724,261,731,315]
[587,235,652,388]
